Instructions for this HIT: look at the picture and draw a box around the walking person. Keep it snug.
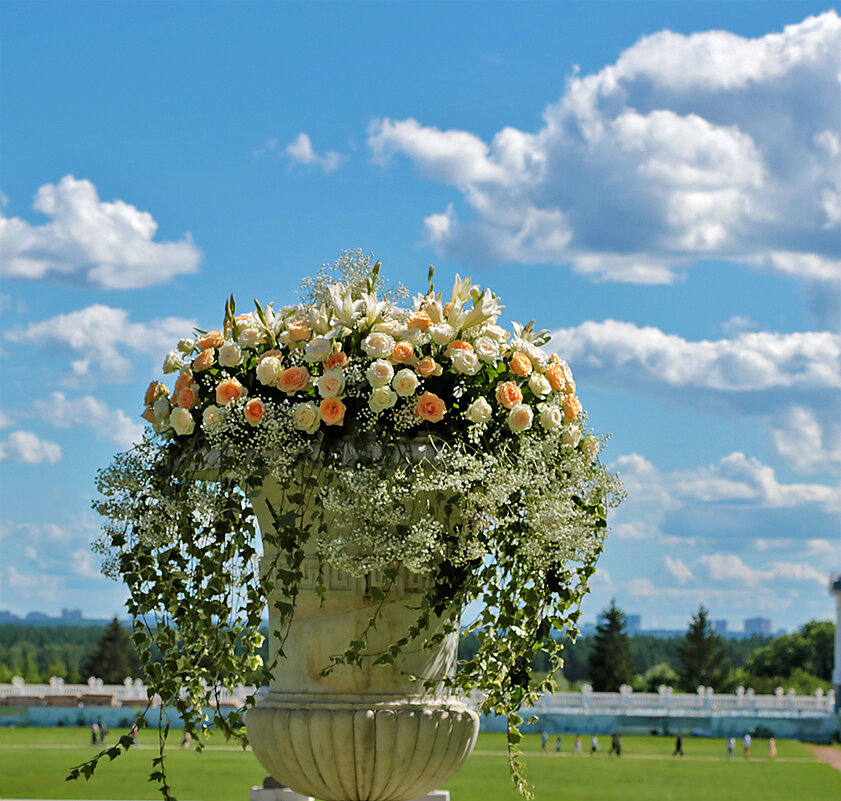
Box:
[727,736,735,760]
[590,735,599,755]
[99,721,108,744]
[541,731,548,751]
[768,737,777,759]
[672,733,684,757]
[573,735,583,755]
[90,722,99,746]
[555,735,562,753]
[743,732,751,759]
[609,733,622,757]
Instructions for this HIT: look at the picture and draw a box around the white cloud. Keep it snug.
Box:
[698,553,827,587]
[0,176,201,288]
[285,133,345,173]
[0,408,12,428]
[551,320,840,393]
[71,548,104,580]
[368,12,841,283]
[0,430,62,464]
[34,392,143,448]
[6,304,195,380]
[769,405,841,474]
[663,555,695,584]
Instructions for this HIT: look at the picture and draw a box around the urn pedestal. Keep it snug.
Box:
[245,477,479,801]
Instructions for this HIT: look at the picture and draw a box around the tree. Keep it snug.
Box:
[587,599,635,691]
[80,618,141,683]
[746,620,834,680]
[676,606,730,691]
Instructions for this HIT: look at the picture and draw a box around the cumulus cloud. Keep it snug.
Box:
[663,555,695,584]
[6,304,195,380]
[368,12,841,283]
[0,176,201,288]
[551,320,841,472]
[285,133,345,173]
[0,430,62,463]
[697,553,826,587]
[34,392,143,448]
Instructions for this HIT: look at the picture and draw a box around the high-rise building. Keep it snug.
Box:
[625,614,641,635]
[713,619,727,634]
[744,617,772,636]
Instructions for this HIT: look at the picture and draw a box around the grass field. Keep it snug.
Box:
[1,727,839,801]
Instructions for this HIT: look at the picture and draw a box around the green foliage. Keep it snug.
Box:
[587,599,635,691]
[746,620,834,681]
[676,606,731,691]
[632,661,680,692]
[0,625,104,683]
[80,619,141,684]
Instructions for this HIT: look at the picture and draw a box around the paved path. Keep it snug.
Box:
[806,743,841,773]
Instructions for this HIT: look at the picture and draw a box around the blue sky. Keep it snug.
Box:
[1,1,839,632]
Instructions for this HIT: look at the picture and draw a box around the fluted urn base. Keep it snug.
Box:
[246,694,479,801]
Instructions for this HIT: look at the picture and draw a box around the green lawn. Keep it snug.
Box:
[1,727,839,801]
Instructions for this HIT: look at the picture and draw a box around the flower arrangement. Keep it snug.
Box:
[82,251,622,798]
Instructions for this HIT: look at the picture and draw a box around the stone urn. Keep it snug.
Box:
[245,474,480,801]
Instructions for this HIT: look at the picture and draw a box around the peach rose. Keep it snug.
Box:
[193,348,215,372]
[416,356,443,378]
[216,377,247,406]
[141,407,157,425]
[407,310,432,332]
[319,397,346,426]
[507,403,534,433]
[174,372,193,396]
[445,340,473,356]
[244,398,264,426]
[391,340,415,364]
[316,369,345,399]
[277,366,310,395]
[287,318,312,342]
[562,394,582,421]
[496,381,523,409]
[545,364,566,392]
[414,391,446,423]
[510,352,533,377]
[175,384,200,410]
[144,381,169,407]
[258,349,283,362]
[324,351,349,371]
[197,330,224,350]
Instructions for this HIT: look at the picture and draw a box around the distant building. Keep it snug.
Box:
[713,619,727,634]
[625,614,641,635]
[61,608,83,621]
[25,612,50,622]
[0,610,21,624]
[744,617,772,636]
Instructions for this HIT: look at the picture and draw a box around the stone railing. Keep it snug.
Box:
[2,679,835,717]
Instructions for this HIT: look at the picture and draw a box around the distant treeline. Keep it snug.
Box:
[0,625,105,683]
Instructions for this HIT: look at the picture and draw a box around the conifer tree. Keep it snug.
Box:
[80,618,141,684]
[587,599,635,691]
[676,605,730,691]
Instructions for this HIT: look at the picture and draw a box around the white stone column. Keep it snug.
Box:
[831,574,841,712]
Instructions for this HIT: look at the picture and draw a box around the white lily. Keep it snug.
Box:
[328,283,365,331]
[450,273,474,304]
[459,288,505,332]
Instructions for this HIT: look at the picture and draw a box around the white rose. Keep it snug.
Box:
[237,327,263,348]
[529,373,552,398]
[292,401,320,434]
[400,326,426,346]
[512,338,549,369]
[170,407,196,436]
[507,403,534,433]
[371,320,403,338]
[362,332,395,359]
[218,342,243,368]
[539,404,564,431]
[366,359,394,388]
[465,397,492,424]
[473,336,499,362]
[256,356,282,386]
[177,338,195,354]
[162,351,182,374]
[582,437,600,459]
[430,322,456,346]
[369,386,398,413]
[561,425,581,448]
[202,404,226,432]
[305,337,333,363]
[317,369,346,398]
[451,349,481,375]
[392,368,419,397]
[152,399,171,424]
[482,324,510,342]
